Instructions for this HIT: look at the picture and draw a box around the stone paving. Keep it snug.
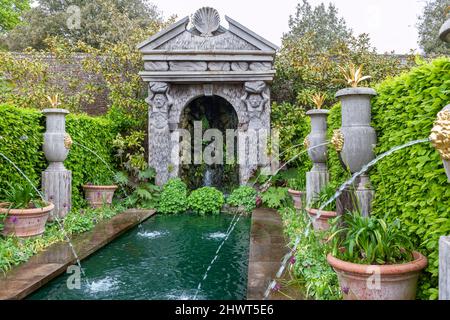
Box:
[247,208,303,300]
[0,209,155,300]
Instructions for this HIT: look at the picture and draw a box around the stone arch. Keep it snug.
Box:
[177,94,240,190]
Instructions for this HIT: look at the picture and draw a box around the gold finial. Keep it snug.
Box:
[64,133,73,150]
[331,129,344,152]
[47,94,61,108]
[430,109,450,160]
[304,137,311,149]
[338,63,371,88]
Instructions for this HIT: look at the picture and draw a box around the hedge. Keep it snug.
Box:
[281,57,449,299]
[0,104,119,208]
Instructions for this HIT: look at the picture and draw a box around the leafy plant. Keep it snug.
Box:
[261,187,288,209]
[3,182,45,209]
[114,167,160,209]
[309,184,336,211]
[338,63,371,88]
[287,174,306,191]
[328,212,414,265]
[226,186,257,213]
[158,178,189,214]
[187,187,224,216]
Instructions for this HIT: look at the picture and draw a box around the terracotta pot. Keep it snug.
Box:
[327,251,428,300]
[306,208,337,231]
[82,185,117,208]
[288,189,305,210]
[0,202,54,237]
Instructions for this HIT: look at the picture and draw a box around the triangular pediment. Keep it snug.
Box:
[137,15,278,53]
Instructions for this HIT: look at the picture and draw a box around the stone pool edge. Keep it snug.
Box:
[247,208,289,300]
[0,209,156,300]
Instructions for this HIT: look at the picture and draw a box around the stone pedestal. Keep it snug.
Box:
[305,109,330,205]
[42,109,72,220]
[336,185,357,216]
[440,236,450,300]
[335,88,377,215]
[306,165,329,206]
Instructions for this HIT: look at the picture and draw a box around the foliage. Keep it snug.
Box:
[226,186,257,213]
[271,102,311,168]
[328,212,414,265]
[285,0,352,53]
[158,178,189,215]
[114,167,160,209]
[0,205,123,273]
[311,92,326,109]
[261,187,289,209]
[2,0,165,50]
[369,57,450,299]
[279,206,341,300]
[309,184,337,211]
[0,104,119,208]
[287,173,306,191]
[417,0,450,55]
[273,24,415,106]
[0,0,30,32]
[3,182,45,209]
[187,187,224,216]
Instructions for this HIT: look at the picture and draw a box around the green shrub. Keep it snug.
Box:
[279,206,341,300]
[261,187,289,209]
[187,187,224,216]
[158,178,188,214]
[227,186,257,213]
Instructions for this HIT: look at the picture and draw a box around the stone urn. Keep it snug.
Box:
[305,208,337,232]
[0,202,54,237]
[327,251,427,300]
[42,109,72,220]
[305,109,330,205]
[82,185,118,208]
[335,88,377,216]
[288,189,305,210]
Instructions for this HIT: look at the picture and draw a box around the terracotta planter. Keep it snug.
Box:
[288,189,305,210]
[327,251,428,300]
[306,208,337,231]
[0,202,54,237]
[82,185,117,208]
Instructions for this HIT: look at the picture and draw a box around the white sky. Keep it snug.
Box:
[153,0,428,54]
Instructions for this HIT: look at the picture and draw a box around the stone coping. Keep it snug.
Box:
[0,209,155,300]
[247,208,293,300]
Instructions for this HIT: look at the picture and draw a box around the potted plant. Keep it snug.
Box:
[306,184,337,232]
[327,212,428,300]
[82,175,117,209]
[287,175,306,210]
[0,183,54,237]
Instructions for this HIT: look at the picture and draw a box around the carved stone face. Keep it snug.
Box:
[248,94,262,109]
[153,94,167,109]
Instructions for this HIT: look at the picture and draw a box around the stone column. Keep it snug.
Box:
[305,109,330,205]
[147,82,172,186]
[335,87,377,217]
[240,81,269,184]
[42,109,72,220]
[440,236,450,300]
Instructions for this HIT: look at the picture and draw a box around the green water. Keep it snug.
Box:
[28,214,251,300]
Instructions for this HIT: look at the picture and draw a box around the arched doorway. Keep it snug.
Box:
[179,95,239,191]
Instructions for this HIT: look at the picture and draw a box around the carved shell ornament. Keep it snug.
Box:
[430,109,450,160]
[193,7,220,37]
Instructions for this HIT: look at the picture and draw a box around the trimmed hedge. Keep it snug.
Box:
[0,104,119,208]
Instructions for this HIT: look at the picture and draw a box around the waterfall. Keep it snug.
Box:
[203,167,213,187]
